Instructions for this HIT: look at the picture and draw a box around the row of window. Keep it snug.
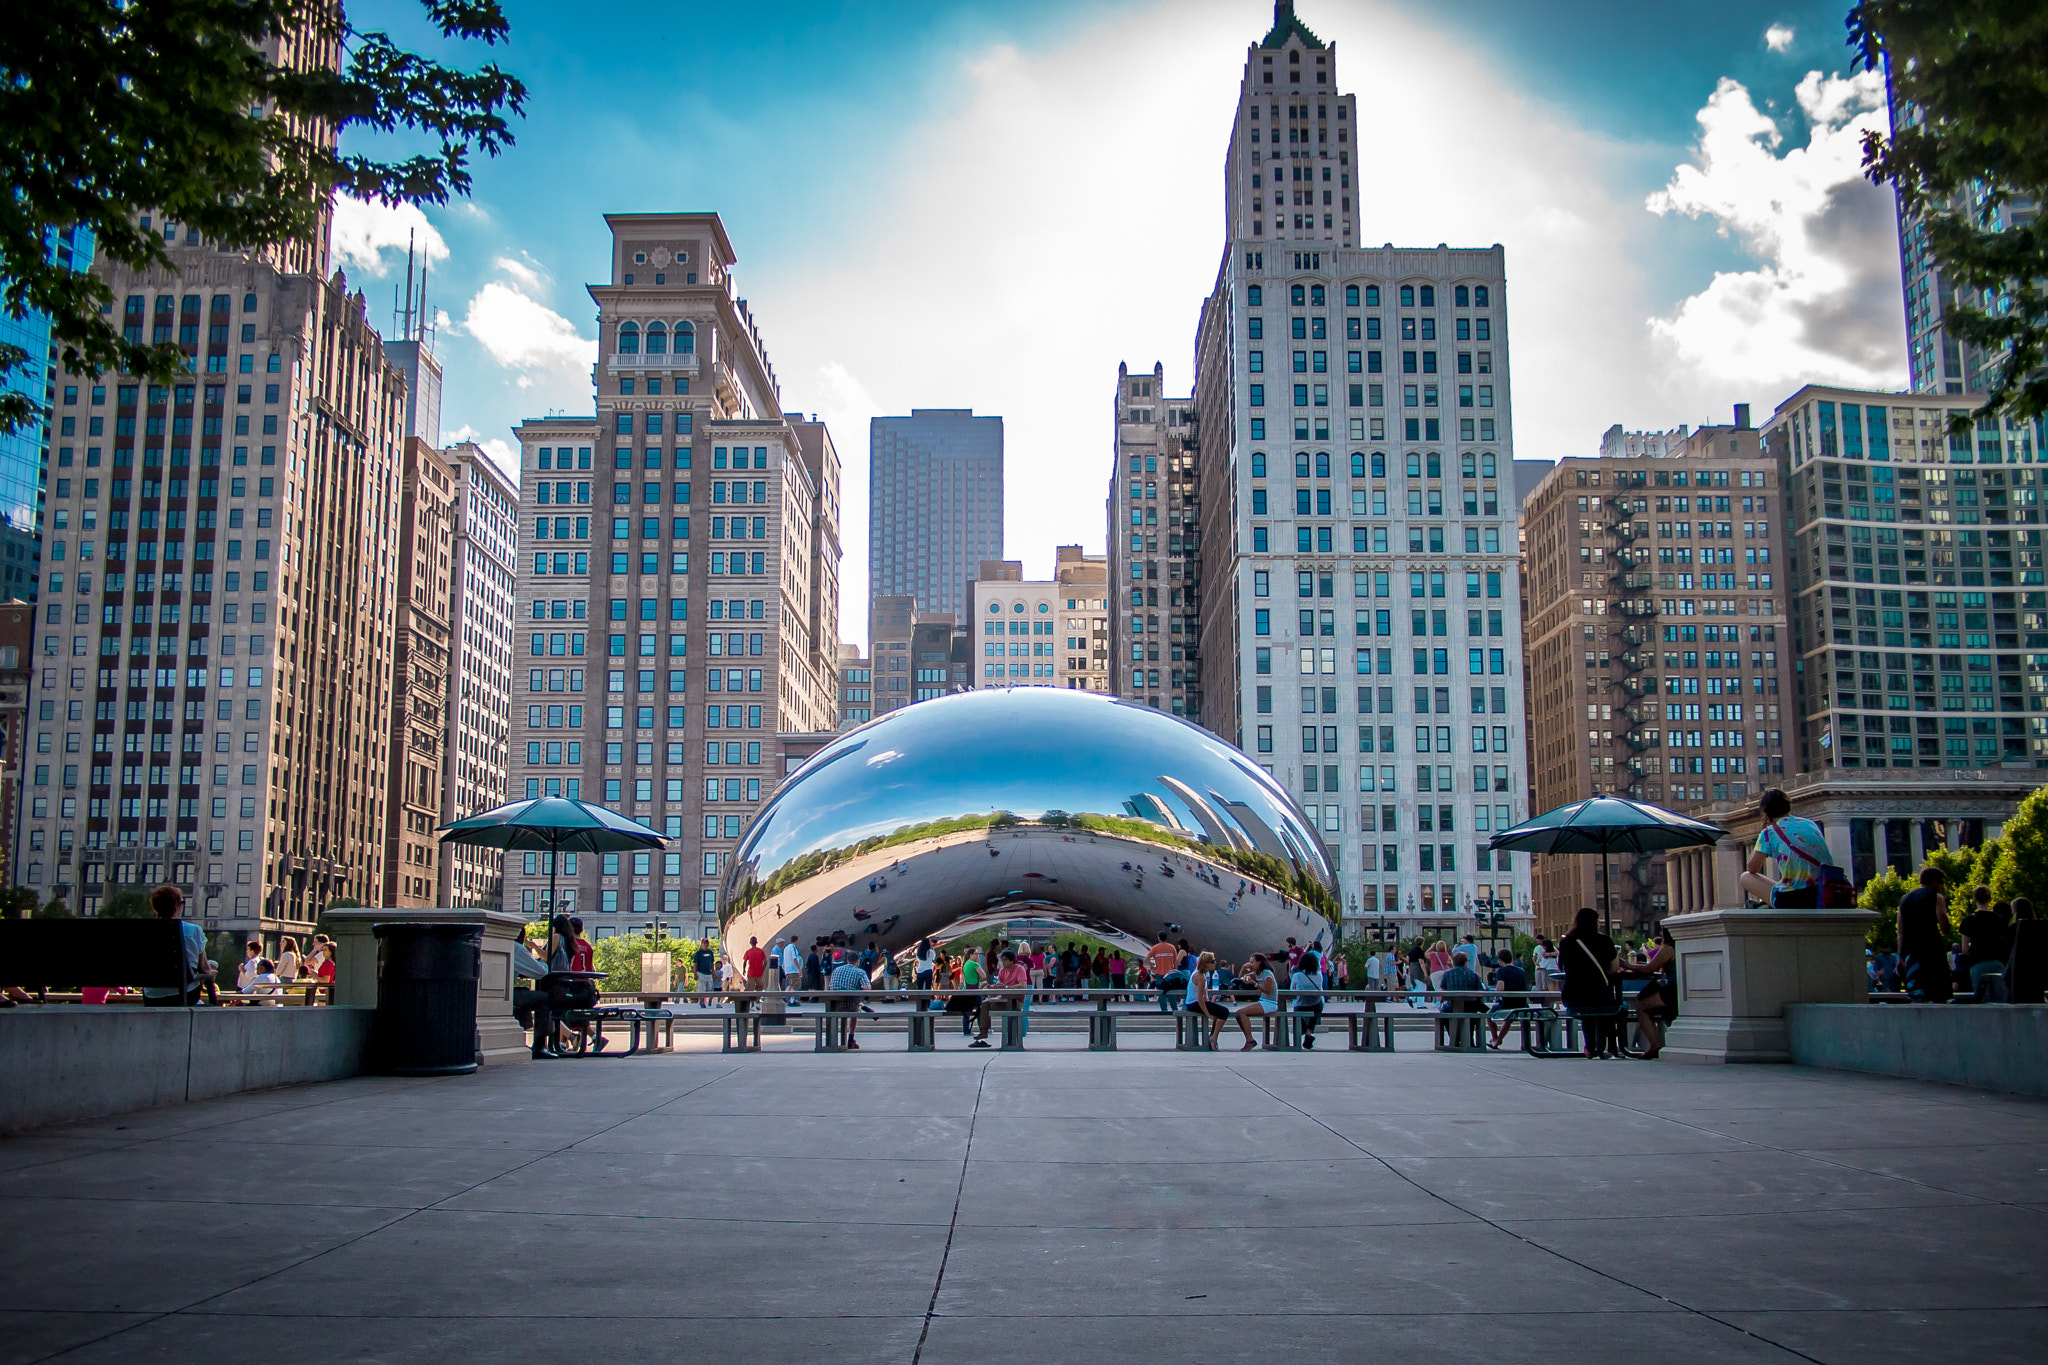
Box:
[1248,645,1511,678]
[1247,283,1492,311]
[1249,525,1509,554]
[1248,348,1494,374]
[1245,417,1498,444]
[1250,451,1502,481]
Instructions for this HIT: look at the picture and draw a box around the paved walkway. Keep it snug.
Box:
[2,1044,2043,1363]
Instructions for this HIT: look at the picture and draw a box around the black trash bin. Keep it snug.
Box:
[373,923,484,1075]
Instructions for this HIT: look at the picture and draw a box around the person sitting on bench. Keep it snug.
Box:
[141,884,216,1007]
[826,952,869,1049]
[1486,949,1531,1049]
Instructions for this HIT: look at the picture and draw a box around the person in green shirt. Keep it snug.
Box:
[945,949,985,1038]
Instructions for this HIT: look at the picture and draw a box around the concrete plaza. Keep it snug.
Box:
[2,1039,2043,1364]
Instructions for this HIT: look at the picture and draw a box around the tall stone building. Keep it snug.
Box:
[383,438,454,907]
[1761,385,2046,775]
[1521,411,1798,937]
[506,213,841,938]
[27,248,408,929]
[440,442,518,909]
[867,408,1002,644]
[1181,3,1529,944]
[1107,363,1200,714]
[968,549,1106,692]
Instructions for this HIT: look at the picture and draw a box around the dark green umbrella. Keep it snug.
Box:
[1489,797,1725,935]
[439,798,667,919]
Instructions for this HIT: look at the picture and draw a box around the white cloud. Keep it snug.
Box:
[1646,69,1905,394]
[441,424,521,485]
[1765,24,1796,52]
[330,195,449,278]
[492,255,547,293]
[457,276,591,378]
[756,0,1653,649]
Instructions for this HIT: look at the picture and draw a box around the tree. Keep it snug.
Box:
[0,0,526,435]
[0,887,37,920]
[1990,784,2048,908]
[1849,1,2048,432]
[1857,868,1909,951]
[100,889,153,919]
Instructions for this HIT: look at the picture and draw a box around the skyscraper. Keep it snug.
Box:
[0,226,94,603]
[1761,384,2046,774]
[506,213,842,938]
[440,440,518,910]
[1182,2,1531,944]
[867,409,1002,645]
[1107,363,1200,715]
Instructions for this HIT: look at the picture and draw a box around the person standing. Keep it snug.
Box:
[742,936,767,1001]
[914,937,936,1008]
[275,935,301,984]
[1559,907,1622,1057]
[693,942,717,1007]
[1897,867,1953,1003]
[826,951,868,1048]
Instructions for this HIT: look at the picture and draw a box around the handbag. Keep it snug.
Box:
[1767,819,1856,908]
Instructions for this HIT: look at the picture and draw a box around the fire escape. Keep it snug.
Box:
[1605,495,1659,931]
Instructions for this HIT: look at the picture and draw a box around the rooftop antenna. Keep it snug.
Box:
[419,262,433,352]
[401,230,416,341]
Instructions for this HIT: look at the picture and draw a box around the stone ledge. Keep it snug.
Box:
[1786,1003,2048,1097]
[0,1006,374,1133]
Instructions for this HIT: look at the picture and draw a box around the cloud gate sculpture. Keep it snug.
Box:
[719,689,1340,962]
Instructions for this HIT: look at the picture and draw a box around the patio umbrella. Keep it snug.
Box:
[439,798,667,921]
[1488,797,1725,935]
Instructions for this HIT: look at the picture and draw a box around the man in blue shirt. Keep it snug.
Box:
[141,885,215,1006]
[826,954,869,1048]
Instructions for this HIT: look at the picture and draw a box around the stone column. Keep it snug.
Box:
[1662,908,1876,1063]
[1712,837,1746,908]
[323,907,534,1067]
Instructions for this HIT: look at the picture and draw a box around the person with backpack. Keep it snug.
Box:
[1739,788,1838,909]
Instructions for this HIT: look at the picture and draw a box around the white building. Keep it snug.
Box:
[1186,2,1532,942]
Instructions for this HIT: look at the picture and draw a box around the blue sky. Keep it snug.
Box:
[340,0,1907,649]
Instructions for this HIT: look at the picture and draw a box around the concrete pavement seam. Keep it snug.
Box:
[911,1058,990,1365]
[1223,1065,1828,1365]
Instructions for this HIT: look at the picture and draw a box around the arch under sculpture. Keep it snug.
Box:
[719,689,1340,962]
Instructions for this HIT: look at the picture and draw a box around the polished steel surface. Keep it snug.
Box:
[719,689,1339,961]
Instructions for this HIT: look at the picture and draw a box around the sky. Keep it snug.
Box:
[338,0,1910,651]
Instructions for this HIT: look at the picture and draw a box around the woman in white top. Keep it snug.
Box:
[275,937,300,983]
[1232,953,1280,1050]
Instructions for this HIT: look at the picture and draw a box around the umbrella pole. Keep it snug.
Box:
[549,831,560,923]
[1602,844,1612,939]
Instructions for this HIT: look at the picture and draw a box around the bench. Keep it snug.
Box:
[0,918,203,1004]
[558,1005,675,1057]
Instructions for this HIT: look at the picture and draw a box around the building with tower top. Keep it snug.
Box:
[1149,2,1531,945]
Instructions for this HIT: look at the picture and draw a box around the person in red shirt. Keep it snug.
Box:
[567,918,604,1053]
[742,936,767,1003]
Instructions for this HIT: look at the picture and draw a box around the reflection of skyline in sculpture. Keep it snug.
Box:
[719,689,1338,962]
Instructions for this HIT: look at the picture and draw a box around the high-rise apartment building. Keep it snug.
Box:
[1762,385,2047,774]
[383,438,455,907]
[1521,412,1798,937]
[1108,363,1201,714]
[1887,79,2041,396]
[506,213,841,937]
[1,227,95,604]
[867,409,1002,644]
[440,441,518,909]
[1181,4,1529,944]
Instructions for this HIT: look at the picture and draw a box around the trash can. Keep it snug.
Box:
[372,923,483,1075]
